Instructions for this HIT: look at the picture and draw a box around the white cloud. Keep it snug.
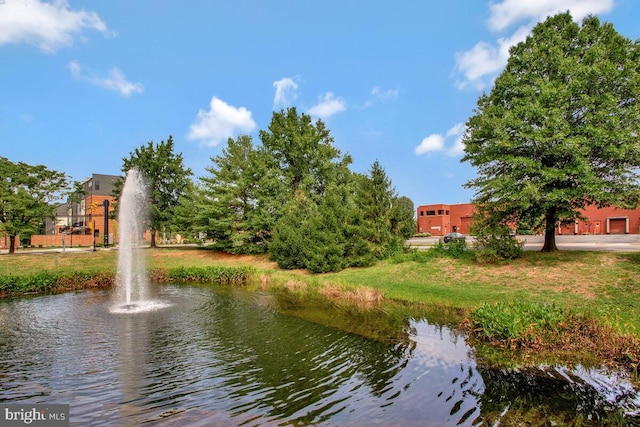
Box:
[487,0,614,32]
[273,77,299,109]
[454,0,614,90]
[446,122,465,138]
[307,92,346,119]
[187,96,257,147]
[445,123,466,156]
[415,134,444,155]
[454,25,530,90]
[69,61,143,97]
[416,123,466,157]
[0,0,110,53]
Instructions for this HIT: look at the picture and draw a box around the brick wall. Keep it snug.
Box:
[418,202,640,236]
[30,234,95,247]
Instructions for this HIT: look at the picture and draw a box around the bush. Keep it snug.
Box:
[426,238,468,259]
[474,234,523,263]
[306,242,344,273]
[445,237,467,257]
[468,301,640,366]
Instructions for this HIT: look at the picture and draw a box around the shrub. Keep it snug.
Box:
[474,234,523,263]
[468,301,640,367]
[426,238,468,259]
[445,237,467,257]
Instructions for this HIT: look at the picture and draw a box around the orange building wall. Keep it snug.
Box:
[31,235,95,247]
[0,233,13,249]
[557,205,640,235]
[416,204,450,235]
[449,204,475,234]
[418,203,640,236]
[416,203,475,236]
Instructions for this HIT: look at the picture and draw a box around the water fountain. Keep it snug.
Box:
[2,173,638,424]
[111,168,169,313]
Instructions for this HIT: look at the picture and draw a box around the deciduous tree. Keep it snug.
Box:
[0,157,70,253]
[259,107,352,200]
[462,13,640,252]
[114,136,192,247]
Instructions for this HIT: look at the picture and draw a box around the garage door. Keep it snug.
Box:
[608,218,627,234]
[459,217,472,234]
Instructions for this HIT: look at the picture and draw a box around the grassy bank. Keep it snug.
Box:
[1,247,639,332]
[1,246,639,367]
[0,249,254,295]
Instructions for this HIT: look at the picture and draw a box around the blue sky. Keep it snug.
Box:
[1,0,638,207]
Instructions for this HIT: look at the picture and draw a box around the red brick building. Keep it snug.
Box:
[417,203,640,236]
[416,203,475,236]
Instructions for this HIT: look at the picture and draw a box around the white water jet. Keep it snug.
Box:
[112,169,170,313]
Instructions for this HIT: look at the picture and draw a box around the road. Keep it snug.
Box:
[406,234,640,252]
[3,234,640,255]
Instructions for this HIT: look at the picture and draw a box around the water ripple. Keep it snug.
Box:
[0,286,638,426]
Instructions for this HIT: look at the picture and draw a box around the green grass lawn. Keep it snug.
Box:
[2,246,639,335]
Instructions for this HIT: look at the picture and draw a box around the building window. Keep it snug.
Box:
[95,181,100,191]
[426,210,435,216]
[420,211,424,216]
[445,210,450,215]
[437,210,446,215]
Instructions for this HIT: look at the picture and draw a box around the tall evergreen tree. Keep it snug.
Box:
[169,178,202,241]
[462,13,640,252]
[199,135,275,253]
[193,109,413,272]
[356,160,402,257]
[269,193,317,270]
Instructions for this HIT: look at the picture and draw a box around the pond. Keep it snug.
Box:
[0,284,638,426]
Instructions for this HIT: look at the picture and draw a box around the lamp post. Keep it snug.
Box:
[91,220,96,251]
[103,199,110,248]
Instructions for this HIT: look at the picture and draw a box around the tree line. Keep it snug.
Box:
[189,108,414,272]
[0,108,416,272]
[3,12,639,262]
[124,107,416,273]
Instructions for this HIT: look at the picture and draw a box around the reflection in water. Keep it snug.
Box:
[0,285,638,426]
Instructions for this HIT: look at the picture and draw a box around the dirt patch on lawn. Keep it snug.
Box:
[435,257,600,300]
[486,260,599,300]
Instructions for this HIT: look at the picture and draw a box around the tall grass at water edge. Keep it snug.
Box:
[1,247,639,338]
